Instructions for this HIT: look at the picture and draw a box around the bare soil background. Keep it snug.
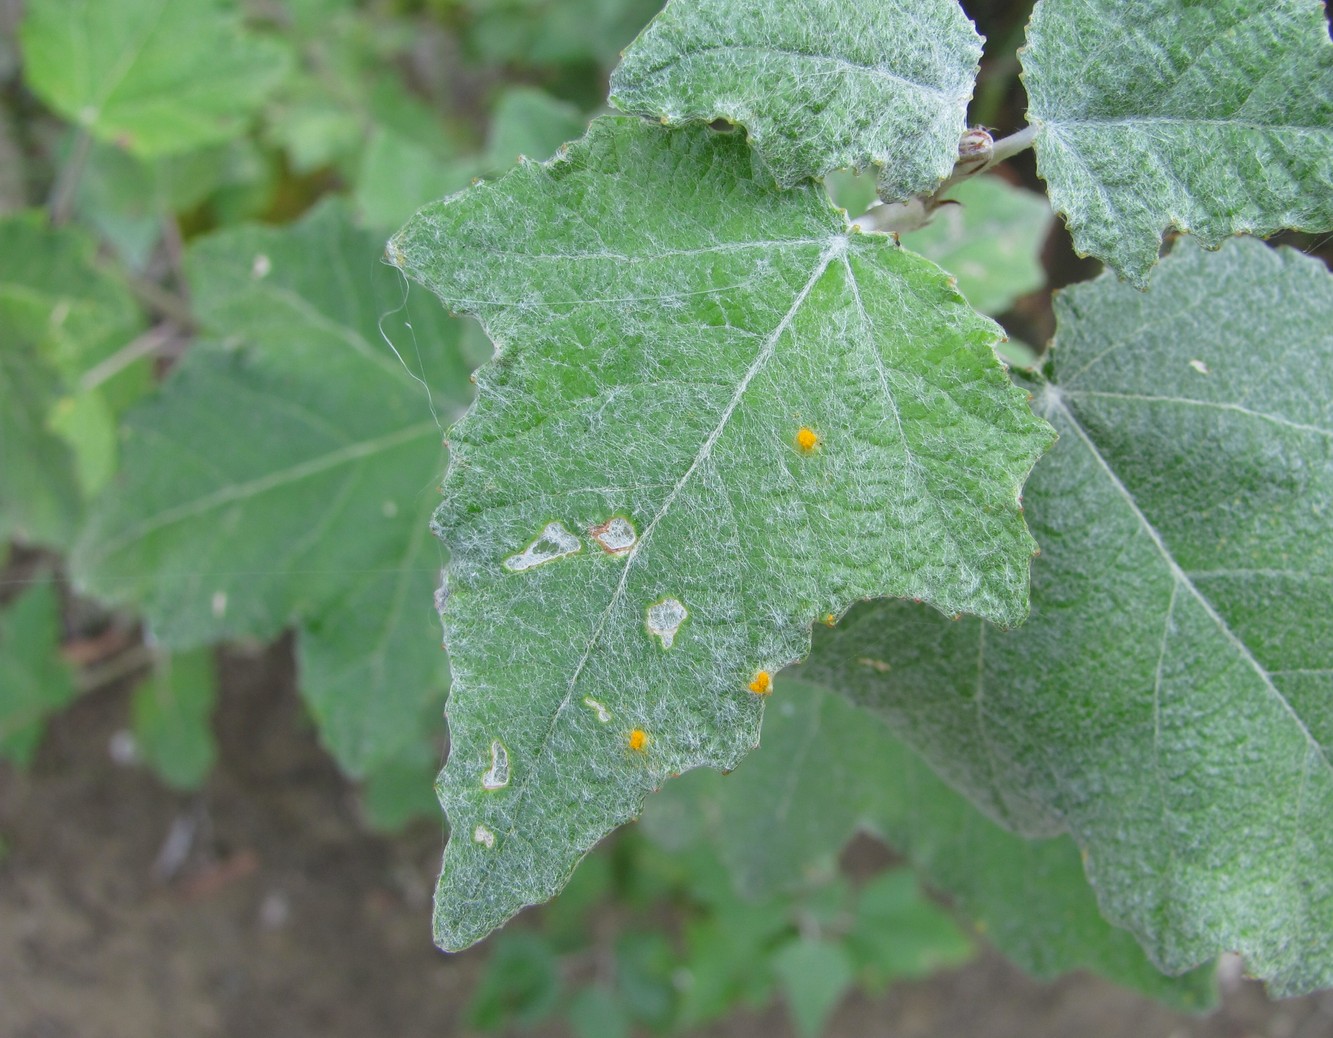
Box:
[5,638,1333,1038]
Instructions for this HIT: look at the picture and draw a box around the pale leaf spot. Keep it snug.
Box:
[473,825,496,848]
[252,253,272,279]
[589,516,637,555]
[503,521,581,572]
[482,740,510,790]
[211,591,228,619]
[646,597,688,649]
[1189,359,1210,375]
[583,696,612,723]
[857,656,892,673]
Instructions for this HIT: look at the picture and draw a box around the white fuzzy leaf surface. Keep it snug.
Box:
[609,0,982,200]
[390,117,1053,949]
[1022,0,1333,285]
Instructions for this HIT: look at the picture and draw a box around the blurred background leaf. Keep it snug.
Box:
[19,0,291,158]
[0,578,78,765]
[129,647,218,790]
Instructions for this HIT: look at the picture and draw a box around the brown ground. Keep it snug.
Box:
[3,639,1332,1038]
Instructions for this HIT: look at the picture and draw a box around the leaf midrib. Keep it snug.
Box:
[1065,389,1333,439]
[444,234,851,891]
[89,420,439,562]
[1045,388,1332,781]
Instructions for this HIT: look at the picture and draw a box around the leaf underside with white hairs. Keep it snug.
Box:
[390,116,1053,949]
[803,238,1333,996]
[609,0,982,201]
[1022,0,1333,285]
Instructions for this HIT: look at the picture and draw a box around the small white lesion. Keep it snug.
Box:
[473,825,496,848]
[503,521,582,572]
[1189,359,1210,375]
[646,597,688,649]
[583,696,612,723]
[588,516,637,556]
[251,253,271,279]
[857,656,892,673]
[385,240,406,269]
[481,740,510,790]
[381,500,398,518]
[211,591,228,619]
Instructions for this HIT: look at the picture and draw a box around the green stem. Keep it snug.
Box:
[853,124,1038,235]
[987,124,1039,168]
[79,326,178,392]
[123,273,199,330]
[48,127,94,227]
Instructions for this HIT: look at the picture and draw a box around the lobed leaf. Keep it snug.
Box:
[803,238,1333,995]
[71,201,464,778]
[389,116,1053,949]
[609,0,982,200]
[19,0,291,158]
[1022,0,1333,285]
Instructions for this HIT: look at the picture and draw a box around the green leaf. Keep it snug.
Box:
[358,737,445,831]
[459,0,664,70]
[47,385,118,497]
[485,87,588,170]
[0,211,145,386]
[1022,0,1333,285]
[899,175,1053,316]
[0,211,147,544]
[613,931,678,1028]
[71,200,465,778]
[609,0,982,199]
[465,930,562,1030]
[771,937,854,1038]
[643,679,1215,1008]
[566,985,631,1038]
[0,579,79,766]
[354,129,474,229]
[296,517,447,776]
[389,116,1052,950]
[130,649,217,791]
[19,0,291,158]
[804,238,1333,996]
[641,683,896,896]
[264,98,364,175]
[846,870,973,988]
[675,900,785,1027]
[0,344,82,548]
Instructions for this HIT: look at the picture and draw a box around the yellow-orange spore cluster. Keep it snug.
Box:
[748,671,773,696]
